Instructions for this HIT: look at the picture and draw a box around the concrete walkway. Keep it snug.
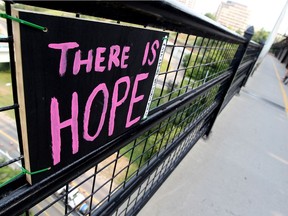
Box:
[138,54,288,216]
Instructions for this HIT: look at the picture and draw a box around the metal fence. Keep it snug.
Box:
[0,1,262,216]
[271,37,288,66]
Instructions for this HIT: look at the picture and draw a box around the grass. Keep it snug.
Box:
[160,58,169,72]
[0,157,21,185]
[117,141,145,183]
[0,68,15,118]
[149,76,200,110]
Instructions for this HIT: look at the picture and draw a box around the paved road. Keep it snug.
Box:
[0,113,21,168]
[31,195,69,216]
[138,54,288,216]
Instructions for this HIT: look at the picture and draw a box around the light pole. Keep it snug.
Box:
[253,0,288,73]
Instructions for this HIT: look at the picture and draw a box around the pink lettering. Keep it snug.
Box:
[73,49,93,75]
[142,42,150,66]
[94,47,106,72]
[108,45,120,71]
[121,46,130,69]
[49,72,152,166]
[51,92,79,165]
[148,40,159,65]
[83,83,109,141]
[48,42,79,76]
[109,76,130,136]
[126,73,149,128]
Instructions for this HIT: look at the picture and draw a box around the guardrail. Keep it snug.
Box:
[271,37,288,65]
[0,1,262,215]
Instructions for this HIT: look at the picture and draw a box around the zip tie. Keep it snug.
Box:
[0,166,51,188]
[21,167,51,175]
[163,35,168,41]
[0,171,23,188]
[0,13,48,32]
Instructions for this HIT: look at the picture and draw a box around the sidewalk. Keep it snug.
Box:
[138,54,288,216]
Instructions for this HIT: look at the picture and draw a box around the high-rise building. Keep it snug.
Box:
[215,1,250,33]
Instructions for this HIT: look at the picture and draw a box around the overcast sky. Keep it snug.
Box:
[193,0,288,34]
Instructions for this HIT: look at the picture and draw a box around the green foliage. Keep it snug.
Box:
[160,58,169,72]
[19,211,34,216]
[236,29,242,35]
[196,37,209,47]
[182,53,191,68]
[0,68,14,118]
[182,43,236,82]
[119,83,220,179]
[0,2,4,12]
[0,158,21,185]
[252,28,270,44]
[205,13,216,21]
[120,36,234,185]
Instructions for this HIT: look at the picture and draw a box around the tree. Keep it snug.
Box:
[252,28,270,44]
[205,13,216,21]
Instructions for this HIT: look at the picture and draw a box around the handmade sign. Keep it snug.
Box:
[12,9,167,184]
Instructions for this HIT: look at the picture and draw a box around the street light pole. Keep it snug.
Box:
[253,0,288,73]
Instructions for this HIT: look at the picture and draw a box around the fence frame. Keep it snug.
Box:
[0,1,262,215]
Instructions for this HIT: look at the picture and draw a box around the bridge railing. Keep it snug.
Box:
[271,37,288,66]
[0,1,262,215]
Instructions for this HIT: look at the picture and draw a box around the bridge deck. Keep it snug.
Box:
[139,54,288,216]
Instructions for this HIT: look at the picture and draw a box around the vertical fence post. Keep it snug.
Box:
[281,48,288,63]
[204,26,254,137]
[241,43,263,87]
[277,46,285,59]
[4,1,25,165]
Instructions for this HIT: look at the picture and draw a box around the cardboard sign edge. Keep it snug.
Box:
[12,8,32,184]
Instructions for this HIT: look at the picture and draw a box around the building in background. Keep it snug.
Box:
[177,0,196,10]
[215,1,250,33]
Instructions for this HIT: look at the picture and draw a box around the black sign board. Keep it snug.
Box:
[12,9,167,184]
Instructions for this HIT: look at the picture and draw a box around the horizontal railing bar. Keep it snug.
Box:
[166,44,239,50]
[159,60,233,76]
[150,71,231,115]
[0,104,19,112]
[0,2,262,215]
[0,156,23,169]
[0,71,230,216]
[95,104,216,215]
[130,126,209,215]
[15,1,247,44]
[0,36,13,42]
